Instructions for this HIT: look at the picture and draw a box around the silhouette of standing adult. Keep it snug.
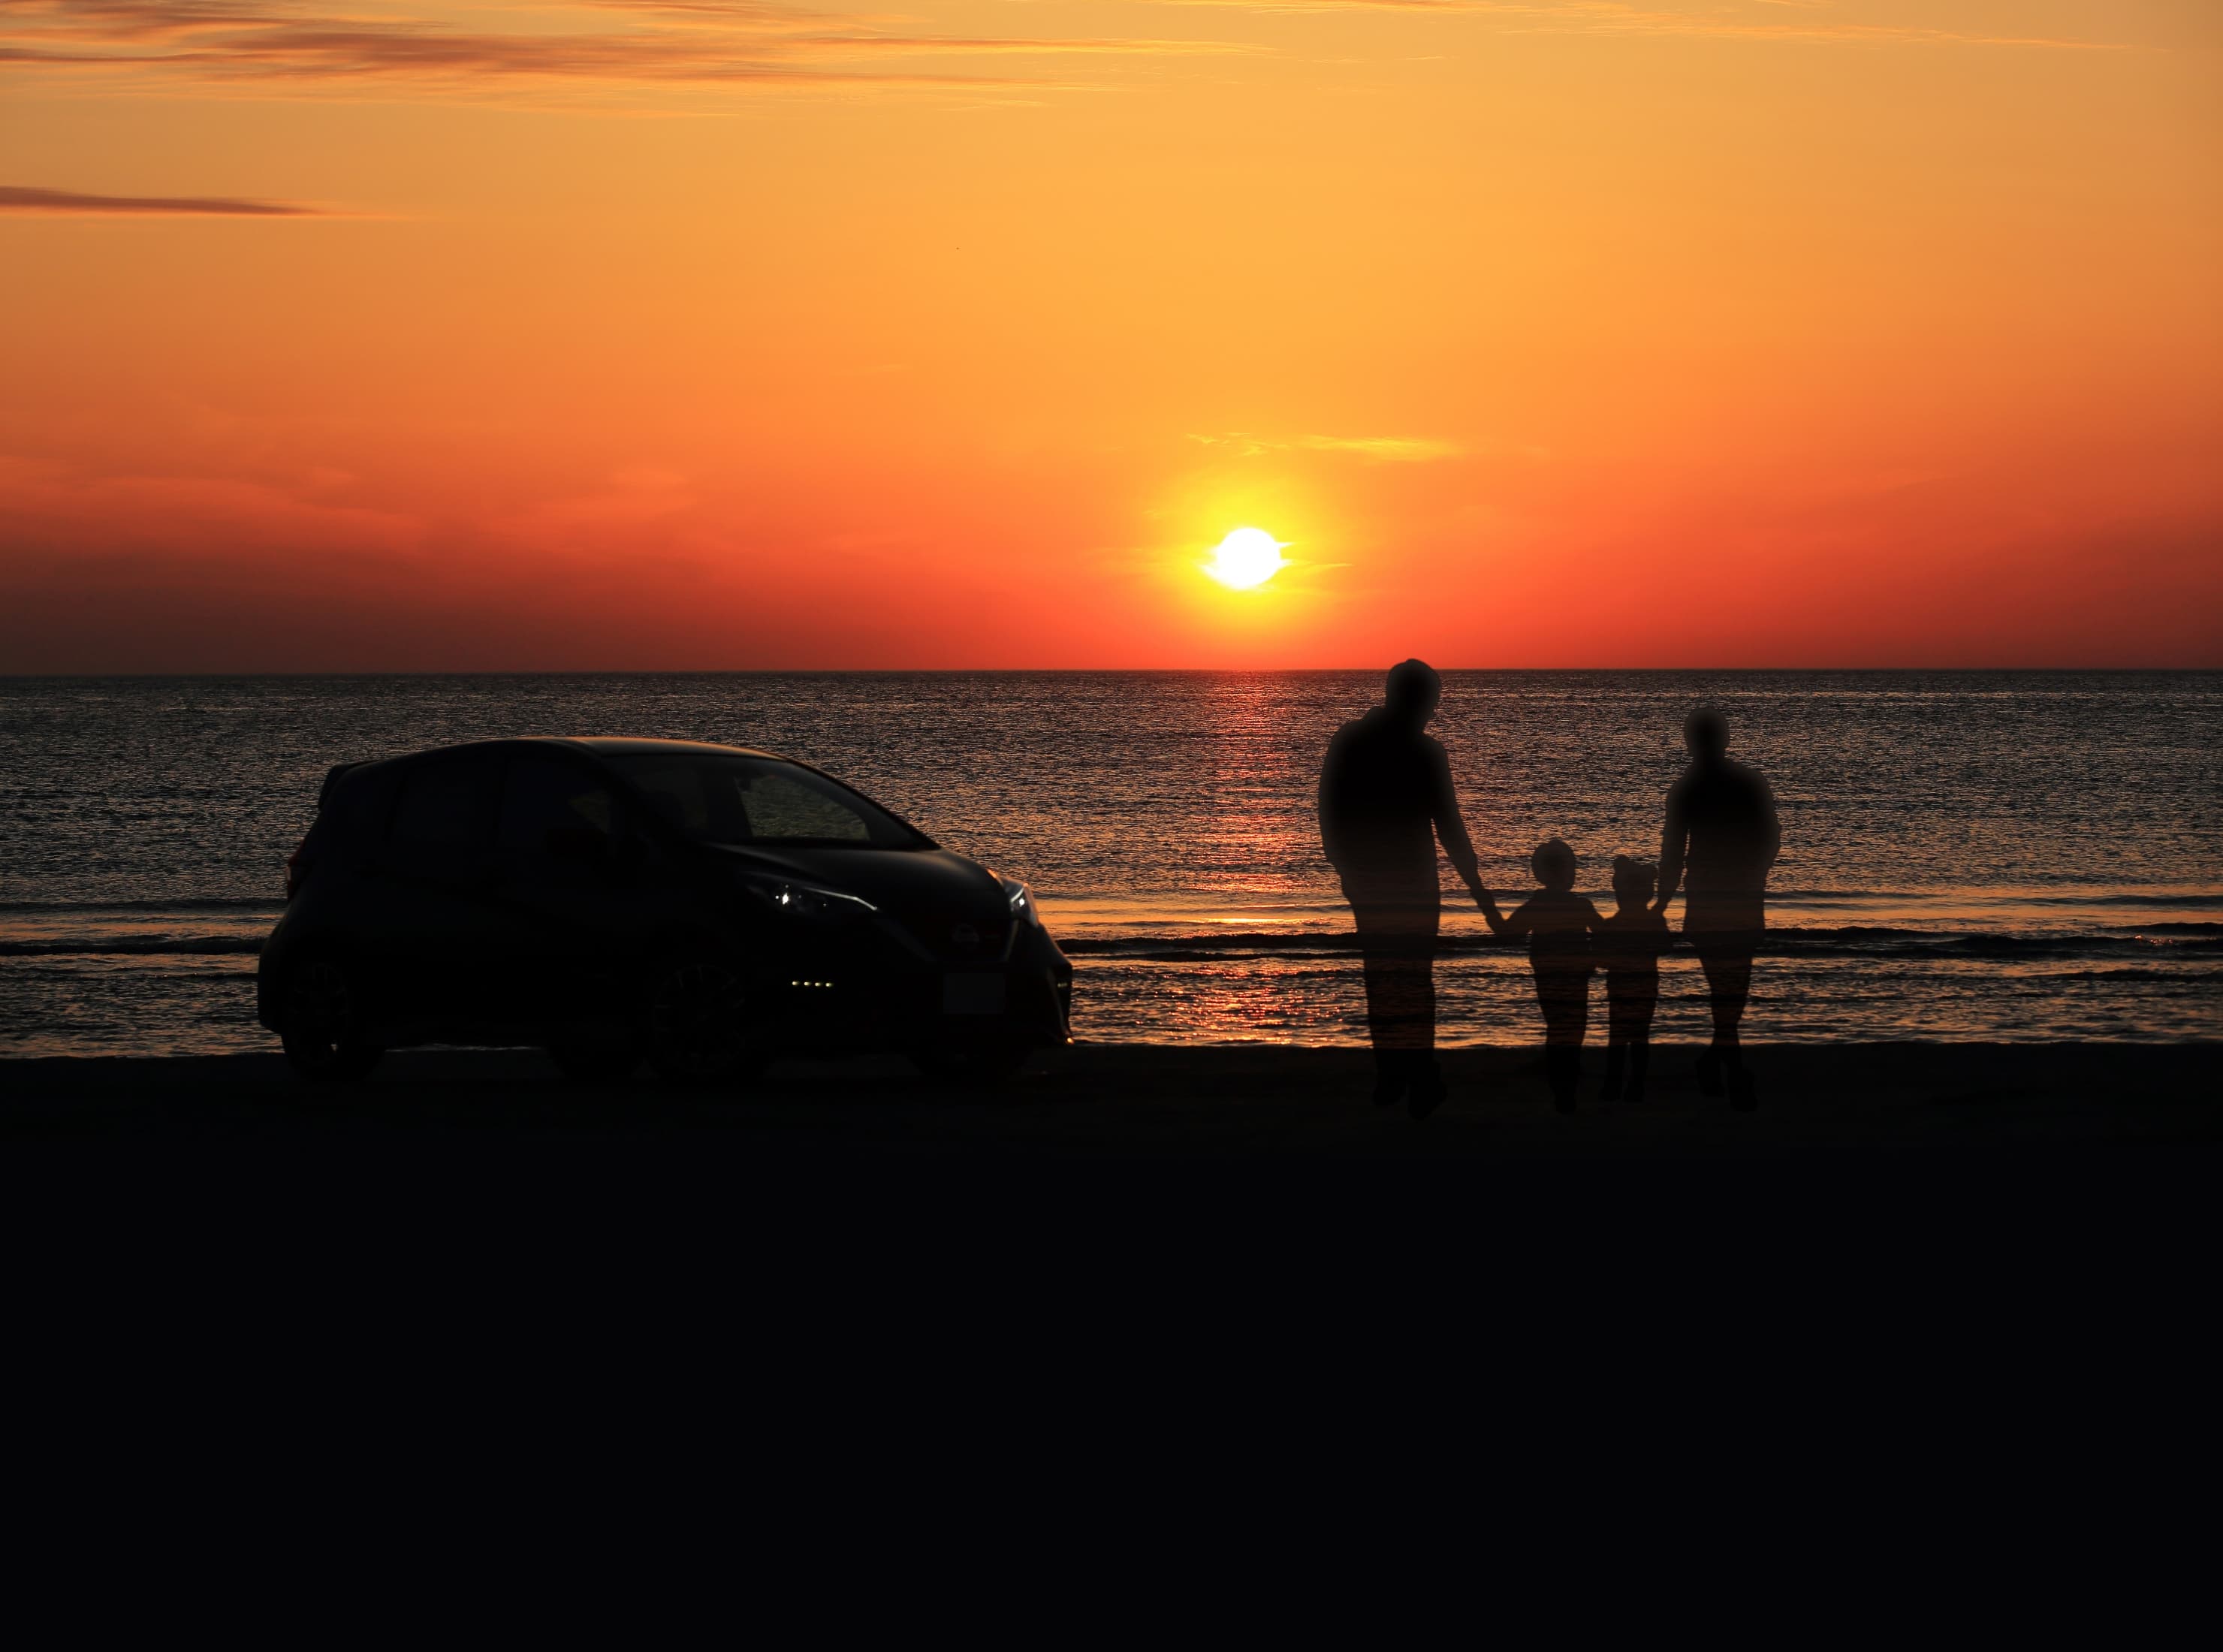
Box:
[1654,706,1780,1110]
[1319,660,1491,1117]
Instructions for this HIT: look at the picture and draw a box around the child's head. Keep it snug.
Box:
[1531,838,1576,891]
[1612,854,1657,908]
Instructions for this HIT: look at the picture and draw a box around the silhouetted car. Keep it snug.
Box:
[258,738,1073,1084]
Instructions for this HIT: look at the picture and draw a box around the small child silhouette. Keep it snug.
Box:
[1480,839,1602,1112]
[1597,855,1671,1102]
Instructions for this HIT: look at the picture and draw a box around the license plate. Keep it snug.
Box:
[943,973,1007,1016]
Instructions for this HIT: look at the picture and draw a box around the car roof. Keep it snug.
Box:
[530,737,785,761]
[343,737,793,780]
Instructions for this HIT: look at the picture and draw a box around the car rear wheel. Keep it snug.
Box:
[647,957,759,1084]
[279,957,385,1083]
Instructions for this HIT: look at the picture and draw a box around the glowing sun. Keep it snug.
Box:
[1203,527,1289,589]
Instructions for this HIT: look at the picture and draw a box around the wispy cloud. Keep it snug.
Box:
[1135,0,2127,50]
[0,182,322,213]
[1190,431,1465,461]
[0,0,1253,98]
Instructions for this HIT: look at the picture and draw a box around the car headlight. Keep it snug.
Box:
[738,873,877,922]
[998,875,1042,929]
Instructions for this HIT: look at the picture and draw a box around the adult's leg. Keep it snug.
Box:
[1352,922,1405,1105]
[1697,945,1754,1048]
[1688,900,1763,1107]
[1350,897,1441,1100]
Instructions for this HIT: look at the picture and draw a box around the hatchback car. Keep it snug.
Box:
[258,737,1072,1084]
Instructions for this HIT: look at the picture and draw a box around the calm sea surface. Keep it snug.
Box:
[2,671,2218,1056]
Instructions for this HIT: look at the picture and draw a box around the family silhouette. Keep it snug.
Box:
[1320,662,1779,1118]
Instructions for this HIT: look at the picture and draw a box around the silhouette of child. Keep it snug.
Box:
[1597,855,1671,1102]
[1479,839,1601,1112]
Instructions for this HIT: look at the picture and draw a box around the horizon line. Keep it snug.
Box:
[5,665,2220,680]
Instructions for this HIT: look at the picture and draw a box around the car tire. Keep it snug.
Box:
[278,957,385,1083]
[646,956,759,1084]
[547,1044,643,1084]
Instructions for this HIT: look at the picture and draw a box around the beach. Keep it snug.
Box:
[8,1042,2217,1159]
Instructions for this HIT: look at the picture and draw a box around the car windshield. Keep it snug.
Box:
[607,753,926,849]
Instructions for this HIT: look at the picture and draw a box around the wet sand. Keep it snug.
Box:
[4,1042,2216,1159]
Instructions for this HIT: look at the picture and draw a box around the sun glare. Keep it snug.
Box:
[1204,527,1288,589]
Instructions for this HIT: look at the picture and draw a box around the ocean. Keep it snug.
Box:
[2,671,2218,1057]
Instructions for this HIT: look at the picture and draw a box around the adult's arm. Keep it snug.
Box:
[1654,775,1690,915]
[1759,773,1782,870]
[1317,728,1349,872]
[1428,742,1487,900]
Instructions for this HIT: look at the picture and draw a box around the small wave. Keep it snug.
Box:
[0,898,283,914]
[0,938,263,957]
[2046,969,2223,984]
[2019,892,2223,908]
[1060,927,2223,963]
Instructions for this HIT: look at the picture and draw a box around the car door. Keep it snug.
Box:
[360,750,506,1032]
[484,752,650,1029]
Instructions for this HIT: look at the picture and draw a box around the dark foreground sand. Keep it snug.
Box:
[5,1041,2216,1159]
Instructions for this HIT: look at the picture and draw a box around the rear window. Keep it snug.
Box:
[389,757,499,848]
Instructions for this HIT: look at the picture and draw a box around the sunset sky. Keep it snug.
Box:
[2,0,2217,670]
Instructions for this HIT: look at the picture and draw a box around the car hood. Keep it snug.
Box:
[706,843,1006,916]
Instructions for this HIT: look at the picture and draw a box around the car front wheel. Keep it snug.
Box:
[646,957,759,1084]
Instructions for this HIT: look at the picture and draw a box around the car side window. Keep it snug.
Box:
[739,771,873,843]
[389,756,499,848]
[499,755,620,857]
[626,763,710,837]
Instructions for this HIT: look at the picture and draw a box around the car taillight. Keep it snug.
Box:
[285,836,312,900]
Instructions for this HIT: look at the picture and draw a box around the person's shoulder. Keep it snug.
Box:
[1721,757,1775,801]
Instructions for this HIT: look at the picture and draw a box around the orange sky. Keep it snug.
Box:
[2,0,2218,669]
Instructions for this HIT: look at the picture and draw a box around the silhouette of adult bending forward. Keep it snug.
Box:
[1320,660,1489,1117]
[1654,706,1780,1110]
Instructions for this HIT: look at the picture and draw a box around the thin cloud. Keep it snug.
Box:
[1136,0,2128,50]
[0,182,322,213]
[0,0,1253,98]
[1191,432,1465,462]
